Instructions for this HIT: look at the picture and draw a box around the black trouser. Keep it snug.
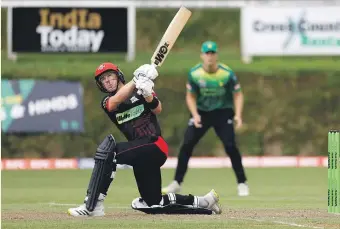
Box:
[114,136,168,206]
[174,108,247,184]
[114,136,196,207]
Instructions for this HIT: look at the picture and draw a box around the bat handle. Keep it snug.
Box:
[151,63,158,68]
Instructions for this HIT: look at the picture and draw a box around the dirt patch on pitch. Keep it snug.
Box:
[2,207,339,226]
[2,211,70,221]
[102,208,340,226]
[224,208,340,229]
[1,210,213,221]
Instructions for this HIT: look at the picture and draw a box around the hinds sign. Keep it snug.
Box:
[12,8,128,53]
[1,80,84,133]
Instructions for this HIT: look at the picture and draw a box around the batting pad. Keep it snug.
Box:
[133,204,213,215]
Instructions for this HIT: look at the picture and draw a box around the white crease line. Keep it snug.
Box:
[328,212,340,215]
[47,202,130,209]
[107,206,130,209]
[273,220,324,229]
[48,202,77,206]
[230,217,324,229]
[221,196,326,201]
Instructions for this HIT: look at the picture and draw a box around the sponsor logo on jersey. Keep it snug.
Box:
[116,104,144,124]
[130,96,139,103]
[198,79,206,87]
[200,88,225,96]
[234,84,241,90]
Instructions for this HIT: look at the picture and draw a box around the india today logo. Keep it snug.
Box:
[36,9,104,52]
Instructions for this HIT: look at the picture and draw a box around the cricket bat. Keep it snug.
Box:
[150,6,192,67]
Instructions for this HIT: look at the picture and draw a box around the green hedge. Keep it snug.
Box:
[2,71,339,158]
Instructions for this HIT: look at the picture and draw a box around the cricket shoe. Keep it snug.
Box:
[67,201,105,217]
[131,197,150,209]
[203,189,222,214]
[162,180,181,194]
[237,183,249,197]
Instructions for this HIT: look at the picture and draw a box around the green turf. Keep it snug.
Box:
[2,50,340,79]
[2,168,339,229]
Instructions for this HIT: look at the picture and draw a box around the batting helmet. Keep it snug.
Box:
[94,62,126,93]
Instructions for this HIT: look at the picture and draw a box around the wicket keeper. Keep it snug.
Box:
[162,41,249,196]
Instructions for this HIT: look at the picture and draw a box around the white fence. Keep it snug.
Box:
[2,0,339,8]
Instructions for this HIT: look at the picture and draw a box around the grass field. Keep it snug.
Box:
[2,50,340,78]
[2,168,339,229]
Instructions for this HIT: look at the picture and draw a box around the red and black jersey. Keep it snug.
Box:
[101,90,162,141]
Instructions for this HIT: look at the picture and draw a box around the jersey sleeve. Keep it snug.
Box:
[229,71,242,93]
[101,96,111,111]
[186,72,199,94]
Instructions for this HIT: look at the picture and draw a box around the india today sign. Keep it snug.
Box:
[11,7,128,53]
[241,7,340,63]
[35,9,104,52]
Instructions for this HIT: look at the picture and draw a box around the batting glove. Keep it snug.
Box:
[136,79,154,98]
[133,64,158,84]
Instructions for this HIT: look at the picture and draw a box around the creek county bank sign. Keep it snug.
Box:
[241,7,340,61]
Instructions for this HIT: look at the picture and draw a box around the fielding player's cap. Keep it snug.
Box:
[201,41,218,53]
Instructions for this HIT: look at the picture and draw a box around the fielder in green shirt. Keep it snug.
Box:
[163,41,249,197]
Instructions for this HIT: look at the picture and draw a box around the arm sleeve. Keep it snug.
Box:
[186,72,199,94]
[101,96,111,112]
[228,71,242,93]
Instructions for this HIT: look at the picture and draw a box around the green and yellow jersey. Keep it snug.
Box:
[186,63,241,112]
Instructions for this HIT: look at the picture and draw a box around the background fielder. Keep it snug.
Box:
[162,41,249,197]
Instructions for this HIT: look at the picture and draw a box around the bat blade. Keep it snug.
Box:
[151,6,192,67]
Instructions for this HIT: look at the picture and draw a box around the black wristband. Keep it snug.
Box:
[146,97,160,110]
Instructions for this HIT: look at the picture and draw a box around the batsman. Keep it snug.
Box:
[67,63,222,216]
